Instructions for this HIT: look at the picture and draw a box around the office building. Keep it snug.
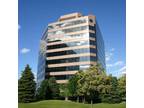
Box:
[37,13,105,86]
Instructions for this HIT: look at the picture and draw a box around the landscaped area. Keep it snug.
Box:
[19,100,126,108]
[19,64,126,108]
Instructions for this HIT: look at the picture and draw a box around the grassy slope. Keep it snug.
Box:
[19,100,126,108]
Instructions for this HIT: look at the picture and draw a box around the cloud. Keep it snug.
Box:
[111,66,126,76]
[106,52,113,61]
[121,71,126,74]
[18,24,21,30]
[117,66,126,72]
[107,61,124,67]
[20,48,30,54]
[33,72,37,81]
[117,66,126,76]
[105,48,115,62]
[106,48,126,76]
[110,48,115,51]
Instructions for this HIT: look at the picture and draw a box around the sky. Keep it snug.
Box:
[18,0,126,78]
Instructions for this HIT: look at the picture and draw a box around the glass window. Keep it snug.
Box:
[48,26,88,36]
[80,64,90,70]
[46,56,92,64]
[47,40,89,50]
[46,48,90,57]
[89,26,96,31]
[48,19,87,30]
[89,19,93,23]
[46,66,79,72]
[47,33,89,43]
[49,75,74,80]
[89,33,96,38]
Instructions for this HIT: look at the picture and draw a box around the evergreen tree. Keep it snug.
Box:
[36,79,51,100]
[18,64,36,103]
[36,77,59,100]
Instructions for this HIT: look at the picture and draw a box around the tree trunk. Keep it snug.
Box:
[65,96,68,101]
[91,99,93,108]
[77,96,79,102]
[83,96,85,103]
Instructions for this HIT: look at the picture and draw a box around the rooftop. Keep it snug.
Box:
[58,12,82,21]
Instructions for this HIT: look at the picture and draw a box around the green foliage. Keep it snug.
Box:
[98,75,121,103]
[59,84,70,100]
[36,79,51,100]
[18,64,36,103]
[36,77,59,100]
[118,75,126,101]
[77,64,104,103]
[48,77,60,99]
[71,64,125,104]
[68,74,79,97]
[100,93,121,103]
[76,70,87,97]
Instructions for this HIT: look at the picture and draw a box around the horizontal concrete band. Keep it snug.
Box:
[47,37,95,46]
[47,53,96,60]
[48,61,96,68]
[89,22,95,26]
[48,16,88,26]
[89,30,95,33]
[56,80,68,83]
[48,71,78,76]
[46,45,96,53]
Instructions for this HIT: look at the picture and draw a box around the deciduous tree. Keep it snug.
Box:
[118,75,126,101]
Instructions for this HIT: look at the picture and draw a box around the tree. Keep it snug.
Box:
[76,70,87,103]
[118,75,126,101]
[66,64,125,104]
[59,84,70,101]
[36,79,51,100]
[76,64,122,105]
[18,64,36,103]
[100,75,121,103]
[68,73,80,102]
[36,77,59,100]
[48,77,60,99]
[77,64,103,106]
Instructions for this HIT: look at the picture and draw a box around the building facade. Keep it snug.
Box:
[37,13,105,86]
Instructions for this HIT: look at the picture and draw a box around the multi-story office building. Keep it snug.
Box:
[37,13,105,86]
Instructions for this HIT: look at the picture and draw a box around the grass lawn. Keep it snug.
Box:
[19,100,126,108]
